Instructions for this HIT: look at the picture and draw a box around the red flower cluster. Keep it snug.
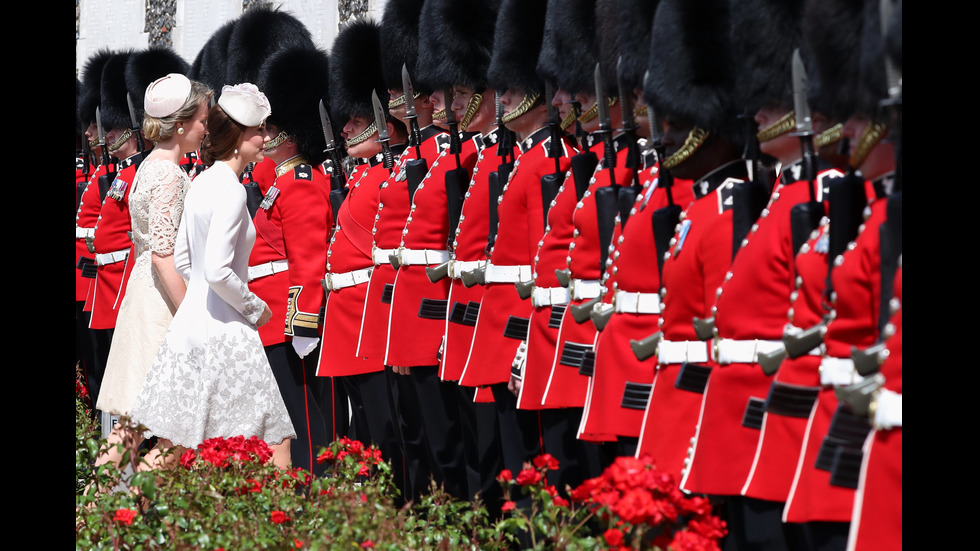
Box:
[270,510,291,524]
[316,437,384,477]
[570,455,726,550]
[113,508,137,525]
[184,435,274,468]
[76,379,89,399]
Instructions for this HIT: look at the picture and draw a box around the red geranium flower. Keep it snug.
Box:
[270,510,291,524]
[113,508,137,525]
[293,539,303,548]
[532,453,560,471]
[496,469,513,483]
[501,500,516,512]
[553,495,570,508]
[515,467,542,487]
[604,528,624,547]
[317,448,335,463]
[179,449,197,469]
[360,540,374,548]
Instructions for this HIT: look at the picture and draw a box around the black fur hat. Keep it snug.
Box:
[886,0,901,72]
[258,45,331,166]
[79,49,115,126]
[731,0,805,114]
[100,50,135,131]
[537,0,599,96]
[189,19,236,92]
[856,0,892,117]
[644,0,742,141]
[126,47,191,121]
[330,19,388,121]
[614,0,659,93]
[380,0,428,94]
[76,77,85,136]
[802,0,864,121]
[417,0,500,92]
[488,0,548,94]
[226,6,313,88]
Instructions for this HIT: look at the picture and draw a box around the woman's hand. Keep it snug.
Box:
[256,304,273,327]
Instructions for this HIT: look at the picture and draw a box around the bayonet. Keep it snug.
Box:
[319,99,347,188]
[595,63,617,171]
[791,48,820,205]
[402,63,423,156]
[126,92,145,154]
[371,90,394,170]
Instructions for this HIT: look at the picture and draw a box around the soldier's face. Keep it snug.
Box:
[85,121,99,148]
[343,115,382,159]
[842,114,893,180]
[452,86,495,133]
[755,103,798,164]
[574,91,600,133]
[552,88,573,123]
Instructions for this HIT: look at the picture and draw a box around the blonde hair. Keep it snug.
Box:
[142,80,213,143]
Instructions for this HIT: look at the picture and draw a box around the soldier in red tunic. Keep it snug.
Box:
[318,17,408,492]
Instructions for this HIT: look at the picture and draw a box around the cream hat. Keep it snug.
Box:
[218,83,272,127]
[144,73,192,118]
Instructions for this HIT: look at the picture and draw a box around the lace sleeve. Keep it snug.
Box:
[148,162,189,256]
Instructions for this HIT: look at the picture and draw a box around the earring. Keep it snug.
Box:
[234,148,239,155]
[177,127,184,135]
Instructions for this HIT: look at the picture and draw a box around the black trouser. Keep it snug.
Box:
[385,364,433,504]
[490,383,543,498]
[539,408,603,496]
[342,371,401,476]
[458,385,503,511]
[266,342,338,477]
[410,365,468,500]
[722,496,815,551]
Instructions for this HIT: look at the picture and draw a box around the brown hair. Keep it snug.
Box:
[142,80,213,143]
[199,103,248,166]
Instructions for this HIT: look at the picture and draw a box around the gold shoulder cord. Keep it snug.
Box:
[756,111,796,143]
[848,121,887,169]
[501,92,541,123]
[459,93,483,131]
[662,127,709,169]
[275,155,309,178]
[346,121,378,146]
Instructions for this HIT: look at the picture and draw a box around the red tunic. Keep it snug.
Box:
[89,156,141,329]
[460,127,568,387]
[247,156,333,346]
[683,164,843,496]
[634,160,745,482]
[849,264,901,551]
[358,128,446,361]
[386,132,478,367]
[441,131,501,381]
[580,165,697,440]
[76,164,110,304]
[784,191,888,523]
[317,159,387,377]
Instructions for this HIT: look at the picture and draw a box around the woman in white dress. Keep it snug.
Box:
[95,73,211,470]
[129,83,296,469]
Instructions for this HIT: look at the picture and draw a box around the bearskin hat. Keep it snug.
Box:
[856,0,893,118]
[189,19,236,93]
[226,6,313,88]
[380,0,429,94]
[99,50,136,131]
[802,0,865,121]
[644,0,742,142]
[487,0,548,95]
[886,0,901,72]
[126,47,191,121]
[537,0,599,96]
[330,18,388,122]
[614,0,659,93]
[258,44,331,166]
[417,0,500,92]
[79,49,115,126]
[730,0,805,114]
[76,77,86,137]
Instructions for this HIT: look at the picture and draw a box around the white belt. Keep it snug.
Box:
[372,248,397,265]
[76,227,94,239]
[248,259,289,282]
[449,259,486,279]
[484,263,533,283]
[715,338,783,364]
[324,267,373,291]
[658,340,709,365]
[613,290,661,314]
[95,248,130,266]
[872,388,902,430]
[397,248,450,266]
[569,279,603,300]
[819,357,865,387]
[532,286,570,307]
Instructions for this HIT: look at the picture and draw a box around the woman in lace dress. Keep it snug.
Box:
[129,84,295,469]
[95,73,211,470]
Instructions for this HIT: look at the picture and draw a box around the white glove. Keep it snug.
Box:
[292,336,320,359]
